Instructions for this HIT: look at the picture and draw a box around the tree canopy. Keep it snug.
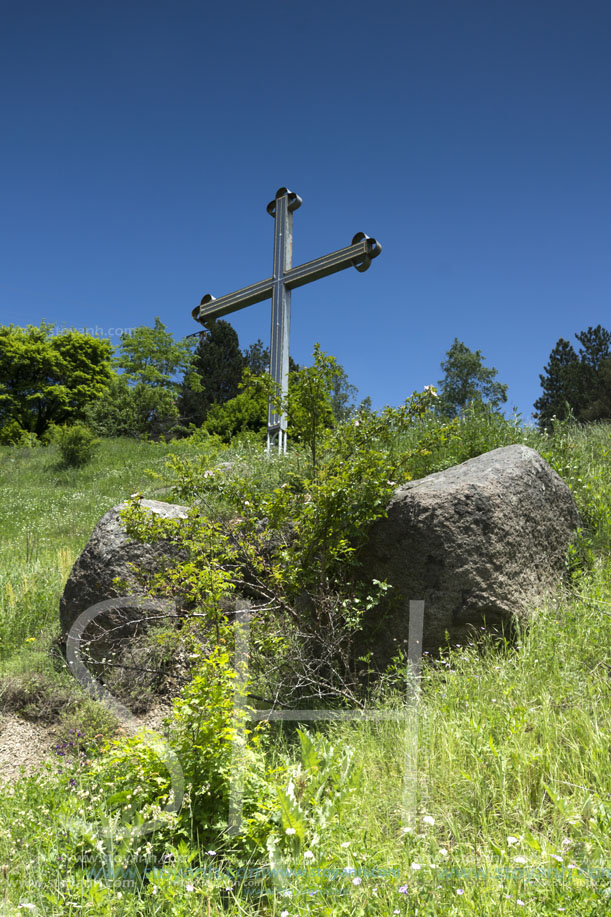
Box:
[286,344,346,474]
[242,338,269,376]
[179,319,244,427]
[0,323,113,440]
[0,317,365,445]
[534,324,611,428]
[115,316,194,388]
[437,338,508,418]
[88,317,196,439]
[242,338,300,377]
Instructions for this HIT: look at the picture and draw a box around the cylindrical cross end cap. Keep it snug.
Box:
[192,293,216,322]
[351,233,382,272]
[267,187,302,216]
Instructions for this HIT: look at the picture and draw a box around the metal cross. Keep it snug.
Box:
[192,187,382,453]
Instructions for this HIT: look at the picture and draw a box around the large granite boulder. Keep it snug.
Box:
[60,499,190,640]
[360,445,581,664]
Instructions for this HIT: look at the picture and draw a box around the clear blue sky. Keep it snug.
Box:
[2,0,610,421]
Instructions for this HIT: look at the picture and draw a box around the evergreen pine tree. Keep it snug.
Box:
[534,338,581,428]
[179,319,244,427]
[242,338,301,376]
[242,339,269,376]
[534,325,611,428]
[581,357,611,421]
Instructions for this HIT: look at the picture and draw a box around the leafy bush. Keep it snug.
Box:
[0,322,113,437]
[204,386,267,441]
[2,399,611,914]
[0,419,39,446]
[286,343,344,474]
[54,423,98,467]
[120,388,447,706]
[536,419,611,555]
[86,375,180,439]
[82,638,269,864]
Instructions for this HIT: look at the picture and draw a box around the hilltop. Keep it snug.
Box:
[0,414,610,915]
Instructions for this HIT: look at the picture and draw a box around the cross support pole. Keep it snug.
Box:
[191,187,381,453]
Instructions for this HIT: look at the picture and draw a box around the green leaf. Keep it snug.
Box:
[276,787,307,842]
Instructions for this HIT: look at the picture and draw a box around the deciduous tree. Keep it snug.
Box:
[112,317,195,437]
[437,338,507,418]
[286,344,344,475]
[0,323,113,439]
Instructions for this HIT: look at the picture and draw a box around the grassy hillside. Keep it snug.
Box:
[0,421,610,915]
[0,437,202,660]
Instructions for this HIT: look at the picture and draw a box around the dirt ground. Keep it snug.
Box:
[0,714,56,784]
[0,705,172,785]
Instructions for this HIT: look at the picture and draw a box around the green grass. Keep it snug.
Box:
[0,423,610,914]
[0,437,207,660]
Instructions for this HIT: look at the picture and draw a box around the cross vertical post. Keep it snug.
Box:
[268,188,300,453]
[191,188,381,452]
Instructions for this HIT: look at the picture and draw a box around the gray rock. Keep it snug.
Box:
[360,445,581,664]
[60,499,190,639]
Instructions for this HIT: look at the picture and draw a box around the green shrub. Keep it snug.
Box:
[2,403,611,915]
[0,419,38,446]
[394,399,527,480]
[79,638,269,863]
[536,419,611,555]
[54,422,98,467]
[204,387,267,441]
[86,375,180,440]
[120,389,446,706]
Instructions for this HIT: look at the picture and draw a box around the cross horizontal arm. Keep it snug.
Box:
[191,233,381,325]
[192,276,274,323]
[284,233,382,290]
